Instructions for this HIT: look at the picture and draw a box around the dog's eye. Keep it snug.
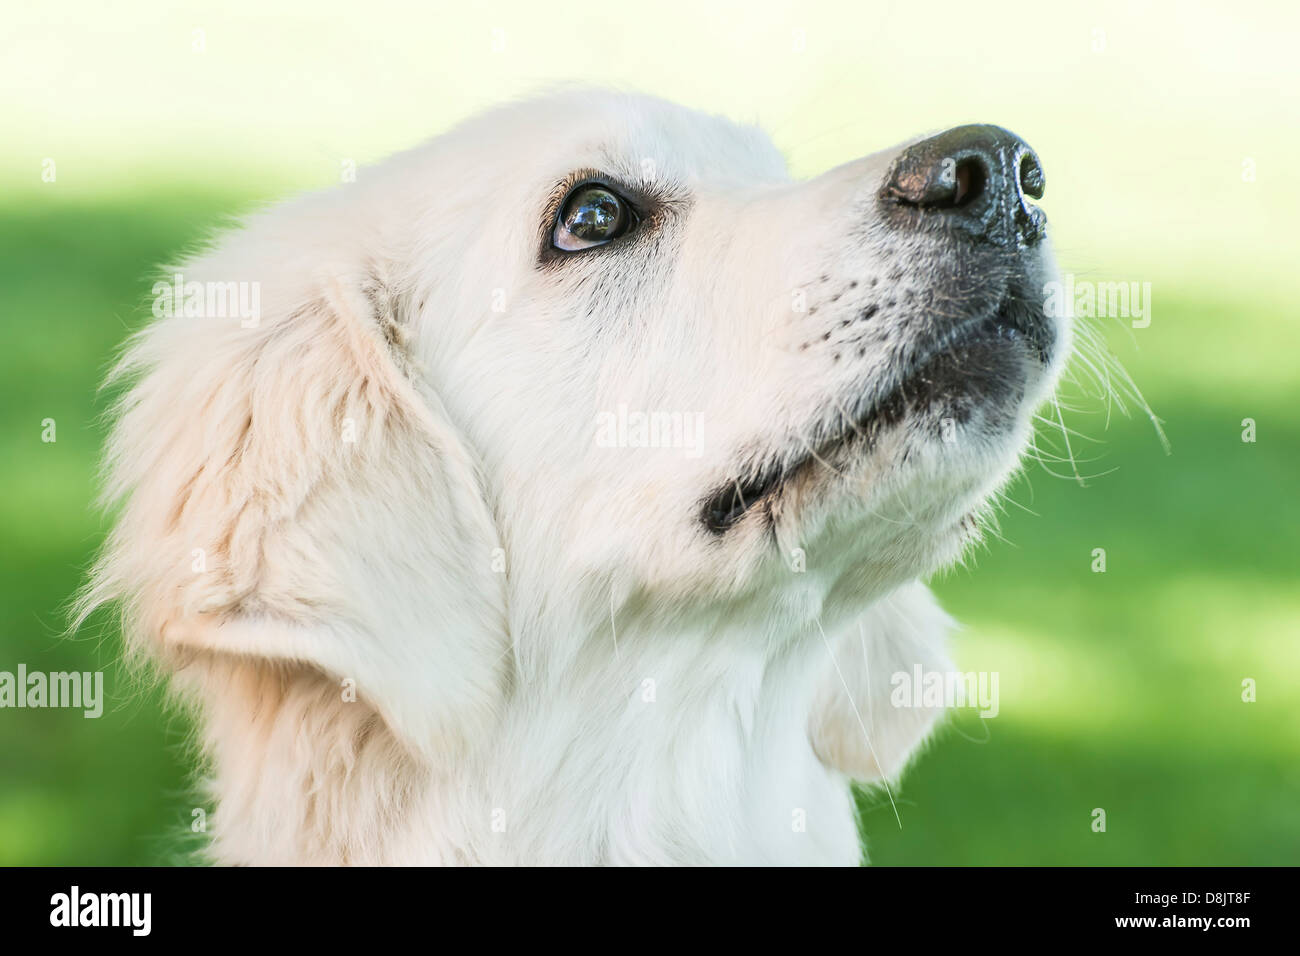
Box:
[553,184,636,251]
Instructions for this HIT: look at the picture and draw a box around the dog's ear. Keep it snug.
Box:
[80,219,510,760]
[810,582,953,781]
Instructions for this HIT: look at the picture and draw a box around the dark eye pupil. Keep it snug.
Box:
[564,187,626,240]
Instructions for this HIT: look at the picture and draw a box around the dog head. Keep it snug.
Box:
[85,90,1066,768]
[407,92,1067,641]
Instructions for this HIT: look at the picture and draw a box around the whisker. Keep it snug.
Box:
[816,618,901,830]
[1050,396,1085,485]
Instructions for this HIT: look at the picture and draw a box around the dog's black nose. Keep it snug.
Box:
[880,125,1046,246]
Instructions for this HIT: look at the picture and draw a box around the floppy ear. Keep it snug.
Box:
[810,581,953,781]
[80,216,510,760]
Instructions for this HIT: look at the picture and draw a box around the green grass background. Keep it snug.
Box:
[1,0,1297,864]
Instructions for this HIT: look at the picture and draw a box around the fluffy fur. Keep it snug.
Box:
[80,90,1067,865]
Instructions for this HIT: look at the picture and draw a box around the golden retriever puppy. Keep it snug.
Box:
[81,90,1066,865]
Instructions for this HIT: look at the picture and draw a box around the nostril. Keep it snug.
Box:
[951,158,986,208]
[1019,152,1045,200]
[880,125,1045,245]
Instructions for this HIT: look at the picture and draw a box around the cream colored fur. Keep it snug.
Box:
[79,90,1065,865]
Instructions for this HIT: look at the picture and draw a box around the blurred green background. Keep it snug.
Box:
[1,0,1297,864]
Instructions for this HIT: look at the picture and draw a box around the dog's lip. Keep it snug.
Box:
[701,296,1051,534]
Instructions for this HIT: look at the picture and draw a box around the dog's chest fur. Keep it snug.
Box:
[189,628,862,866]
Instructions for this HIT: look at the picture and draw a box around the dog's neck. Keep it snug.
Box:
[187,603,862,866]
[458,608,861,865]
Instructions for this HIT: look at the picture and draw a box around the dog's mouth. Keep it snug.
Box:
[701,294,1054,534]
